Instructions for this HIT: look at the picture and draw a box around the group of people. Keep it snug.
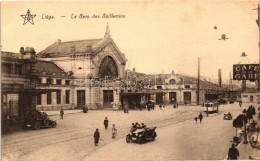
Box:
[93,117,118,146]
[224,112,233,120]
[130,122,146,132]
[242,105,256,122]
[194,113,204,123]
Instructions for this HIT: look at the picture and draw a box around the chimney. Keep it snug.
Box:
[57,39,61,44]
[19,47,24,59]
[133,68,135,73]
[23,47,36,60]
[218,69,222,87]
[20,47,25,54]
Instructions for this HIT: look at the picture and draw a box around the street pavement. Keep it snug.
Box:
[2,102,259,161]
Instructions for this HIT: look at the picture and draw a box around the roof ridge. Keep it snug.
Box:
[61,38,104,44]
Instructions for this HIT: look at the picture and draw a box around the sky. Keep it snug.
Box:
[1,0,259,83]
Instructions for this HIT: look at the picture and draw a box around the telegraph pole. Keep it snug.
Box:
[258,3,260,91]
[257,3,260,91]
[197,57,200,105]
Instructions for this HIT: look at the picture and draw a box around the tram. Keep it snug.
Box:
[204,102,219,113]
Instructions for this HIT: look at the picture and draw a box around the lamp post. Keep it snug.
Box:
[197,57,200,105]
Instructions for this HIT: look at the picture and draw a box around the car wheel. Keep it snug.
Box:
[34,122,41,130]
[138,138,143,144]
[152,134,156,141]
[52,121,57,128]
[126,135,131,143]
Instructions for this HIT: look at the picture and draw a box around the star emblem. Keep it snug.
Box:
[21,10,36,25]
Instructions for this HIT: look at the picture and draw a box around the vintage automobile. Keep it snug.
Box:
[146,100,155,111]
[217,99,227,105]
[126,126,157,144]
[25,110,57,130]
[223,113,232,120]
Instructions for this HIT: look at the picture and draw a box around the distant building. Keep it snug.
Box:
[125,69,225,106]
[241,89,260,103]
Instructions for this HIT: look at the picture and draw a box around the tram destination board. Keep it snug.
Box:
[233,64,260,80]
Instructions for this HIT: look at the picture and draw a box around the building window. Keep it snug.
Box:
[243,95,248,98]
[36,78,41,85]
[37,94,41,105]
[65,80,70,85]
[47,92,52,104]
[15,64,23,75]
[157,86,162,89]
[2,64,12,74]
[56,79,62,85]
[57,91,61,104]
[47,78,52,84]
[169,79,176,85]
[185,85,190,89]
[65,90,70,104]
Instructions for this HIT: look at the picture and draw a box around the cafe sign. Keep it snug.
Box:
[233,64,260,80]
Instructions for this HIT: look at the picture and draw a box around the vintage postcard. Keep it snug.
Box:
[1,0,260,161]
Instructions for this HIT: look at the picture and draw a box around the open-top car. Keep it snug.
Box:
[126,126,157,144]
[146,100,155,110]
[24,109,57,130]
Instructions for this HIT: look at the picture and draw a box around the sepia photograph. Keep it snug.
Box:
[1,0,260,160]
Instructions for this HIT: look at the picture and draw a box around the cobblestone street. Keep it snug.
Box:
[3,103,256,161]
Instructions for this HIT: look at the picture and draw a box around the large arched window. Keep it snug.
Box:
[98,56,118,78]
[169,79,176,85]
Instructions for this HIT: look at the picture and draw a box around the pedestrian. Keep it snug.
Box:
[228,143,239,160]
[131,123,136,132]
[94,128,100,146]
[239,101,242,108]
[83,105,88,113]
[198,113,203,123]
[60,108,64,119]
[176,102,178,108]
[112,124,117,139]
[104,117,109,130]
[194,117,198,123]
[124,104,129,113]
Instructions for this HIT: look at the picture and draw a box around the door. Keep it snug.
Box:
[169,92,176,104]
[103,90,113,108]
[77,90,85,108]
[156,93,164,104]
[250,95,253,102]
[184,92,191,104]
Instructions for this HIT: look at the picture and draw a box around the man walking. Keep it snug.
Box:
[198,113,203,123]
[239,100,242,108]
[104,117,109,130]
[60,108,64,119]
[228,144,239,160]
[112,124,117,139]
[94,128,100,146]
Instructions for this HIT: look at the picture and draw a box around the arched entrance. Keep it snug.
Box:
[98,56,118,78]
[98,56,118,108]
